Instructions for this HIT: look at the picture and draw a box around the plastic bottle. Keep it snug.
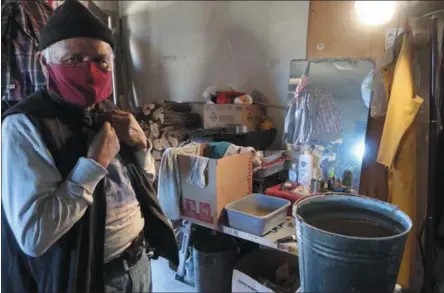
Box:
[312,167,321,181]
[327,167,336,191]
[288,163,298,183]
[298,148,314,186]
[343,169,353,193]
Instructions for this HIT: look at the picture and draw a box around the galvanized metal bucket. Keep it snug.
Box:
[293,194,412,293]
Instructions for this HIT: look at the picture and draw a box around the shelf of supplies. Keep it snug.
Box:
[194,217,298,255]
[175,217,297,286]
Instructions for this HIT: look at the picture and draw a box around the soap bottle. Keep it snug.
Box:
[286,144,300,184]
[298,147,314,186]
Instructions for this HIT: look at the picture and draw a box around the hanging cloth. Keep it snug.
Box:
[284,71,342,145]
[377,33,423,167]
[1,0,53,101]
[377,33,424,288]
[436,29,444,245]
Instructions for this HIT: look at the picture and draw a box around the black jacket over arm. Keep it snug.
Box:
[1,89,178,293]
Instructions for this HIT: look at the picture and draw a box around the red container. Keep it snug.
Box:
[264,184,306,216]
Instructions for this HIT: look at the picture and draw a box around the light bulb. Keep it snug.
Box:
[355,1,396,25]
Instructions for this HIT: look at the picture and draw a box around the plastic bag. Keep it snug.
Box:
[361,70,388,118]
[361,71,373,108]
[370,70,388,118]
[202,85,234,102]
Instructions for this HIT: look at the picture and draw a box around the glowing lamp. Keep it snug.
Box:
[355,1,396,25]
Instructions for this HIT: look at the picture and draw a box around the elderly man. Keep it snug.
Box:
[1,1,178,293]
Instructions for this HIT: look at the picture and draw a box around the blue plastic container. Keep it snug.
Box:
[225,193,290,236]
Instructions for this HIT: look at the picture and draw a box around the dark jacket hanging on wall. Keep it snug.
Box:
[1,0,52,101]
[1,89,179,293]
[436,30,444,244]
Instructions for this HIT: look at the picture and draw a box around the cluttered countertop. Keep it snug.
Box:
[147,80,381,293]
[159,138,360,292]
[123,51,416,292]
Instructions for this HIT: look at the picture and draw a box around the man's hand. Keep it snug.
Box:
[87,122,120,168]
[107,110,148,151]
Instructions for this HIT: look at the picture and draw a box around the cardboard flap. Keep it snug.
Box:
[232,270,274,293]
[216,152,253,213]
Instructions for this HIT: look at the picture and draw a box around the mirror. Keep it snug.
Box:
[284,58,375,190]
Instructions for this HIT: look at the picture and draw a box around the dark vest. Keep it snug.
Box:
[1,90,178,293]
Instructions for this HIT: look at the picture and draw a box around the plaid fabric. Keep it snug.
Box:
[48,1,65,9]
[288,77,342,144]
[1,0,52,101]
[311,87,342,135]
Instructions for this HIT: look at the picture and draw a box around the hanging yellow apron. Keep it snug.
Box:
[377,33,424,288]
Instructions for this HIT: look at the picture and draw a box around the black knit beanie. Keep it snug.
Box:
[39,0,115,51]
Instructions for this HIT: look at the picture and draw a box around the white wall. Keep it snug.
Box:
[118,1,310,144]
[92,1,118,12]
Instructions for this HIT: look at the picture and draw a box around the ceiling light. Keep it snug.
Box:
[355,1,396,25]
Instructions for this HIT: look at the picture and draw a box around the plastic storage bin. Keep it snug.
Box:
[225,193,290,236]
[257,150,285,164]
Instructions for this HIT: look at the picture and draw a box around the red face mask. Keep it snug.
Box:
[46,61,112,107]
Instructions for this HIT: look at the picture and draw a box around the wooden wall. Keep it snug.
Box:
[306,0,402,64]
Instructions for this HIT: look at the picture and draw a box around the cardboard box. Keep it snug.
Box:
[178,151,253,228]
[203,104,263,130]
[232,250,299,293]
